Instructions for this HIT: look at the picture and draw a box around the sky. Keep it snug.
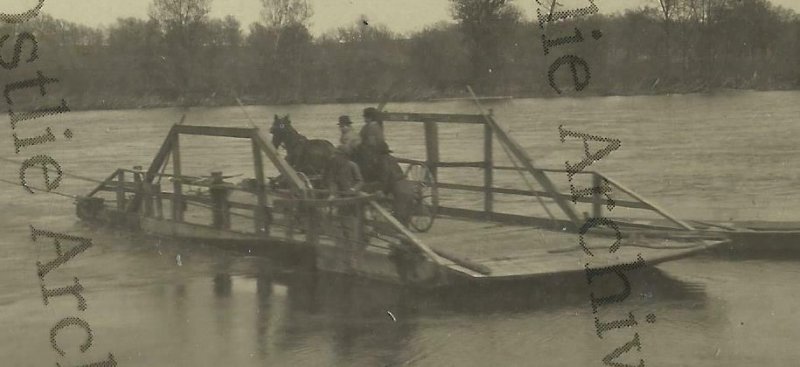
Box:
[2,0,800,35]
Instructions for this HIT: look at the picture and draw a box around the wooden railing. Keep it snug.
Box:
[383,111,694,231]
[85,168,447,264]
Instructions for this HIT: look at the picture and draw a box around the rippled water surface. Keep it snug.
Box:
[1,91,799,366]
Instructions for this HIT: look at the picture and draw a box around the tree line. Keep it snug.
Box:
[2,0,798,110]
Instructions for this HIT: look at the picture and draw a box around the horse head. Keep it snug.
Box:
[270,114,293,149]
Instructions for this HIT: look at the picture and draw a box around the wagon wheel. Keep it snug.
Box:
[404,163,437,232]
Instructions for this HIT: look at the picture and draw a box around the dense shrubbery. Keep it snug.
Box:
[2,0,798,110]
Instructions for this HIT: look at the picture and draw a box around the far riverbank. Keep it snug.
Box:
[55,81,800,112]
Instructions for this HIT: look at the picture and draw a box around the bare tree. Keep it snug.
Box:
[148,0,212,99]
[260,0,313,28]
[654,0,680,75]
[150,0,211,30]
[450,0,521,90]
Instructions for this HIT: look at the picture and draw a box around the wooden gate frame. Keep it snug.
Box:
[379,111,693,231]
[128,124,308,221]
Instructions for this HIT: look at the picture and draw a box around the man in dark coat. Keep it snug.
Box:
[360,107,390,154]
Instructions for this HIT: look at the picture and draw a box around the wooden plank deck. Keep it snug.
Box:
[417,216,720,279]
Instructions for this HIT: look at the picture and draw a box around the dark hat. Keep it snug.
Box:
[338,115,352,126]
[363,107,380,121]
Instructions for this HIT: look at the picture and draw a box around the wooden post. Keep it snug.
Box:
[133,167,145,216]
[355,201,365,244]
[252,140,268,235]
[116,170,125,211]
[123,127,176,215]
[423,119,439,207]
[287,203,296,240]
[210,171,231,229]
[141,183,153,218]
[484,117,494,216]
[153,183,163,219]
[133,166,142,194]
[171,134,183,222]
[305,205,319,245]
[143,183,153,217]
[592,173,603,219]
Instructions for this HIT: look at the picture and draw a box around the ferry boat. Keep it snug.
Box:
[74,110,732,287]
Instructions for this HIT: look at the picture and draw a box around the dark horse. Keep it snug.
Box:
[270,114,415,226]
[270,114,336,178]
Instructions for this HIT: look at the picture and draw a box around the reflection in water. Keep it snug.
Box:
[213,273,233,352]
[706,242,800,261]
[417,267,707,315]
[319,276,411,366]
[195,262,710,366]
[175,283,187,299]
[213,273,232,297]
[113,227,719,366]
[255,274,272,359]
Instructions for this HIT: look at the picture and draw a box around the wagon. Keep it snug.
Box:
[278,161,438,233]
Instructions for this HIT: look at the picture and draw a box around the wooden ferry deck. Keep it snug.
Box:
[417,216,718,279]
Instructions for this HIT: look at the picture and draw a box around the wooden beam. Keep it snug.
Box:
[436,206,702,237]
[174,125,254,139]
[172,133,184,222]
[368,201,445,266]
[598,172,694,230]
[493,165,596,174]
[252,139,268,234]
[305,205,319,245]
[381,112,484,124]
[115,170,125,211]
[274,194,378,207]
[87,169,122,197]
[592,173,603,218]
[437,206,564,228]
[135,172,149,216]
[94,182,169,195]
[144,127,177,182]
[423,120,439,207]
[395,157,426,166]
[396,158,493,169]
[484,121,493,215]
[155,191,378,211]
[431,248,492,275]
[437,182,651,210]
[153,183,163,219]
[435,161,485,168]
[485,115,583,229]
[124,126,176,213]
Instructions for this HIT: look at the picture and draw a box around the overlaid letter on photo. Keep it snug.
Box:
[0,0,798,366]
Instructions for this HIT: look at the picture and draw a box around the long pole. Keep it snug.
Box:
[376,77,404,112]
[0,177,77,199]
[234,97,258,128]
[155,114,186,186]
[467,86,581,229]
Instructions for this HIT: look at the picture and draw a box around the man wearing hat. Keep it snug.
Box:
[337,115,360,154]
[360,107,390,154]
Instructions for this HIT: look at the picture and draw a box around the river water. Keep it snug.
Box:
[1,90,799,366]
